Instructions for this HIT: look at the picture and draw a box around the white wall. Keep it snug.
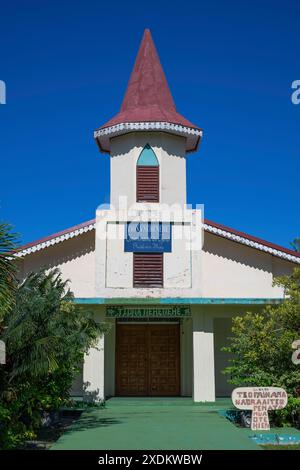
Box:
[95,214,202,298]
[192,308,215,401]
[193,305,265,399]
[20,231,96,298]
[110,132,187,207]
[214,317,234,397]
[105,222,192,290]
[201,232,295,298]
[104,318,116,397]
[83,306,106,401]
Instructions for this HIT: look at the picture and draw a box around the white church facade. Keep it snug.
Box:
[16,30,300,402]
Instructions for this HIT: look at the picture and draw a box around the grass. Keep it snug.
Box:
[261,444,300,450]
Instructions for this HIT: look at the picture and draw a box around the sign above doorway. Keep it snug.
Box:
[106,305,191,318]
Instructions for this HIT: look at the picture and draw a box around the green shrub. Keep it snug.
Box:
[223,269,300,396]
[271,396,300,428]
[0,269,108,449]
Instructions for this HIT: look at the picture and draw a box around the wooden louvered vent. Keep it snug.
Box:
[133,253,163,288]
[136,166,159,202]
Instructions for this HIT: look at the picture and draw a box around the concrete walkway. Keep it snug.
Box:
[51,398,259,450]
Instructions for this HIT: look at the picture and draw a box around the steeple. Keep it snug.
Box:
[112,29,183,123]
[94,29,202,153]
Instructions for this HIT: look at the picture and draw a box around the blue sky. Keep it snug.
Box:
[0,0,299,247]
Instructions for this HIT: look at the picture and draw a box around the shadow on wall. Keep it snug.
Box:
[110,132,186,160]
[20,231,95,279]
[203,232,273,272]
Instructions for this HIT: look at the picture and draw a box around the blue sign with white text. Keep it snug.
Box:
[124,222,172,253]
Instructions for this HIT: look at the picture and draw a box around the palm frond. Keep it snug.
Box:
[0,222,18,319]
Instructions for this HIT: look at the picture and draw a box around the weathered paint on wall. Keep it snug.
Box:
[105,223,192,290]
[95,213,202,298]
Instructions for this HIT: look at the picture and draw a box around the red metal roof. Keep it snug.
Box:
[97,29,200,133]
[16,217,300,261]
[205,219,300,259]
[16,219,95,252]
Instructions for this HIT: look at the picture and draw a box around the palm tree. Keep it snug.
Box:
[291,238,300,253]
[0,223,18,322]
[3,268,106,381]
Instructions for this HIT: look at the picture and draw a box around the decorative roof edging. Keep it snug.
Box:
[94,122,202,153]
[15,218,300,264]
[14,221,95,258]
[203,222,300,264]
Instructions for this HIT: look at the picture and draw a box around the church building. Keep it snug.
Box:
[16,30,300,402]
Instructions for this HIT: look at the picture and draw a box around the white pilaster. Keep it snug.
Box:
[83,333,105,402]
[192,310,215,402]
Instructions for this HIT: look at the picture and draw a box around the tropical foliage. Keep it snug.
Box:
[0,222,18,321]
[223,268,300,426]
[223,268,300,393]
[291,238,300,253]
[0,268,107,449]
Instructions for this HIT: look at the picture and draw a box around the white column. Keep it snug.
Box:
[83,334,105,402]
[192,311,215,402]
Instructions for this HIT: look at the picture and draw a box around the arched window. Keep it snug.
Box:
[136,144,159,202]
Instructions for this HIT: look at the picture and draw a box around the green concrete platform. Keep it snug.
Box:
[51,398,261,450]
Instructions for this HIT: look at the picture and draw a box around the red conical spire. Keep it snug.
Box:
[120,29,176,115]
[95,29,202,153]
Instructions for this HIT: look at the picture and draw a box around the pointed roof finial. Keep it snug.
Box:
[120,29,176,116]
[95,29,202,153]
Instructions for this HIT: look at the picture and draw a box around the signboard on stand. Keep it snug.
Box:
[231,387,288,431]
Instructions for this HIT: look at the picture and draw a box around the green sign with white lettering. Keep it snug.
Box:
[106,306,191,318]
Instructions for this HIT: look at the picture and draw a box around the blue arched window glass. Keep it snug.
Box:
[137,143,159,166]
[136,144,159,202]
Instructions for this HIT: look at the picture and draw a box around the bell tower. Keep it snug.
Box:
[94,29,203,298]
[95,29,202,208]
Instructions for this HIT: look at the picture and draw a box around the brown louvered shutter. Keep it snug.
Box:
[136,166,159,202]
[133,253,163,288]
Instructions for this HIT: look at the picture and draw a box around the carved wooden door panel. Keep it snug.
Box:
[148,324,180,396]
[116,324,180,396]
[116,325,148,396]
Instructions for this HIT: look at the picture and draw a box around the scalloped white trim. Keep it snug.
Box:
[94,122,202,139]
[15,223,95,258]
[15,221,300,264]
[203,223,300,264]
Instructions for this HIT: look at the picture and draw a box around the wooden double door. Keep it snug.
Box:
[116,323,180,396]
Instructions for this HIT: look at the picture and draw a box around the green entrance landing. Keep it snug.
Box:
[52,398,259,450]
